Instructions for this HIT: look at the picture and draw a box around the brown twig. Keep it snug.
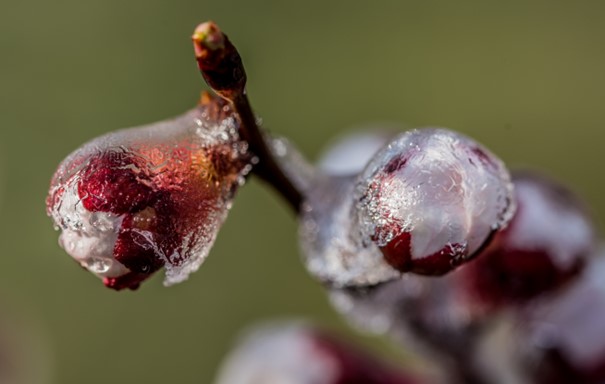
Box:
[192,21,303,212]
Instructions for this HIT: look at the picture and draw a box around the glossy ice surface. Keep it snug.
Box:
[47,99,252,289]
[300,130,401,287]
[356,128,516,275]
[300,175,400,287]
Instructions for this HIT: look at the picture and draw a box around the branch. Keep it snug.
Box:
[192,21,303,213]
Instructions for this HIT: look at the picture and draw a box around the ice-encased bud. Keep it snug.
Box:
[214,323,423,384]
[356,128,515,275]
[47,96,252,290]
[458,171,595,306]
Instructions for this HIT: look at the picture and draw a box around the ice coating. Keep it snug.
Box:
[214,324,339,384]
[299,130,400,287]
[269,135,316,194]
[300,175,400,287]
[47,97,252,289]
[356,128,515,275]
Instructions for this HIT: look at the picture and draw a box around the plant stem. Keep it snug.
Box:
[407,319,489,384]
[232,93,303,212]
[192,21,303,213]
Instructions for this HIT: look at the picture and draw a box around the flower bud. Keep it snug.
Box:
[47,96,252,290]
[356,128,515,275]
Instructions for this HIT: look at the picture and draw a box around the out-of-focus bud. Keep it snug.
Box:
[458,171,595,306]
[214,322,426,384]
[517,255,605,384]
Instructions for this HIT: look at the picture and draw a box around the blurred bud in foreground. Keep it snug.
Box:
[214,322,427,384]
[47,95,252,290]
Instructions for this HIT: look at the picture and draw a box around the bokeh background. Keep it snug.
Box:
[2,1,605,383]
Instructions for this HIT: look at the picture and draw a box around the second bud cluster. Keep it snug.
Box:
[300,128,516,287]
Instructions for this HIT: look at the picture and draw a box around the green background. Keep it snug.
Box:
[1,1,605,383]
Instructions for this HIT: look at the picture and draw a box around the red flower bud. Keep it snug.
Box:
[47,95,252,290]
[356,128,515,275]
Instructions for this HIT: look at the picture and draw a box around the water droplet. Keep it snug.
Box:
[85,257,112,274]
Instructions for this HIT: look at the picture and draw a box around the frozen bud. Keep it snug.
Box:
[458,172,595,306]
[518,256,605,384]
[356,128,515,275]
[214,323,424,384]
[47,95,252,290]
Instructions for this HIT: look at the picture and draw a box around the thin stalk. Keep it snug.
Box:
[192,21,303,212]
[232,93,303,211]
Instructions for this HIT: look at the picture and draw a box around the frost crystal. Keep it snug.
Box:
[298,130,402,287]
[47,99,251,289]
[300,175,400,287]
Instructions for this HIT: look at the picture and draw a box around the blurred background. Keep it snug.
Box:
[1,0,605,383]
